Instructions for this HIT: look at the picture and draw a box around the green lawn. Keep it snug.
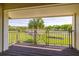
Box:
[8,31,72,46]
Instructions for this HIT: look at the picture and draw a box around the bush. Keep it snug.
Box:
[24,39,33,43]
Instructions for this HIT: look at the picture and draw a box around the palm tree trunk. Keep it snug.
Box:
[34,29,37,45]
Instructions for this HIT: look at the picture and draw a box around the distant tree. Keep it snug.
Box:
[67,24,72,32]
[45,25,52,30]
[52,25,60,30]
[9,25,27,32]
[60,24,70,31]
[45,24,72,31]
[9,25,16,31]
[16,27,27,32]
[28,18,44,45]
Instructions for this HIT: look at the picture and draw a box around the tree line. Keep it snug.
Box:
[45,24,72,31]
[9,24,72,32]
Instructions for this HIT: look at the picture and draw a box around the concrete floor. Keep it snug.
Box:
[1,43,79,56]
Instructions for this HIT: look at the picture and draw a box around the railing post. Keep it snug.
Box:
[48,30,49,46]
[45,31,48,46]
[69,31,72,48]
[45,29,49,46]
[69,31,70,48]
[16,30,19,43]
[70,31,73,48]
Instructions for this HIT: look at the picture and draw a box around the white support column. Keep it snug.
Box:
[75,13,79,50]
[72,12,79,50]
[72,14,76,48]
[0,5,8,53]
[0,5,3,53]
[3,11,8,51]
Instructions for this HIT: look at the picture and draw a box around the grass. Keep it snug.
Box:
[8,31,72,46]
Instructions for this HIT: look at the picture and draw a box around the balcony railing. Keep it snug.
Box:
[8,30,72,48]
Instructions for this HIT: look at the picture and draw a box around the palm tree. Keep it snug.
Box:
[28,18,44,45]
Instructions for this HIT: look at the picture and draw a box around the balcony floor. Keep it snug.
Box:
[1,43,79,56]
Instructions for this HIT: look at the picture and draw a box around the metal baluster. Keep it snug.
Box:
[69,31,72,48]
[52,31,54,46]
[71,31,72,48]
[65,31,66,46]
[56,31,59,46]
[67,31,69,46]
[69,31,70,48]
[48,30,49,45]
[57,31,59,47]
[9,31,10,45]
[9,31,11,45]
[64,31,66,46]
[54,31,55,46]
[63,31,65,46]
[61,31,63,46]
[55,31,56,46]
[11,31,12,45]
[63,31,64,46]
[16,30,19,43]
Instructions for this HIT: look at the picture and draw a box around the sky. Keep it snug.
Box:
[9,16,72,27]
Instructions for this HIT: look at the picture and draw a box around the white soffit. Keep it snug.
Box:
[8,4,79,19]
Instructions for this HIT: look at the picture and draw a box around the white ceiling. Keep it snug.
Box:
[7,4,79,19]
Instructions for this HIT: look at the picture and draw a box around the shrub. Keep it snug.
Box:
[24,39,33,43]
